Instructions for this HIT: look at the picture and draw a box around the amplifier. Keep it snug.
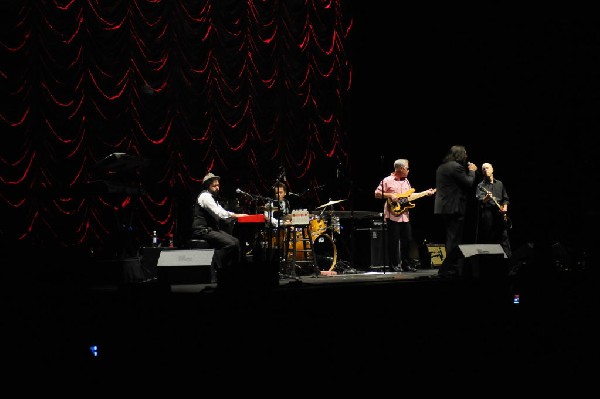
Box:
[354,228,388,268]
[426,244,446,266]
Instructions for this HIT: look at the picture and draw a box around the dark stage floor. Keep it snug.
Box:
[3,250,598,387]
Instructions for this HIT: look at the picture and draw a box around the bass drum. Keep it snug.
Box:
[312,234,337,272]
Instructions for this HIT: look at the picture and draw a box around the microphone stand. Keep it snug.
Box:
[274,181,282,275]
[235,189,269,263]
[263,194,274,265]
[378,157,389,274]
[334,165,358,274]
[261,191,276,265]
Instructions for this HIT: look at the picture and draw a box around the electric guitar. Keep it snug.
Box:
[478,185,512,229]
[386,188,436,217]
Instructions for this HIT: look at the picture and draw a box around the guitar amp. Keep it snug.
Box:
[354,228,389,268]
[426,244,446,266]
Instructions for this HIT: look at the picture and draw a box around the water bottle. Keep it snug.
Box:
[152,230,158,247]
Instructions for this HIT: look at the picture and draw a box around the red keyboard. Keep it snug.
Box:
[237,214,265,223]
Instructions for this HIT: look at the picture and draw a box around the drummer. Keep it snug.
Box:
[264,182,292,228]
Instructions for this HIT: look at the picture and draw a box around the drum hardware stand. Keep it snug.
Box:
[325,212,339,273]
[286,227,302,280]
[277,226,300,282]
[325,219,358,274]
[309,207,332,276]
[311,200,347,276]
[333,165,361,274]
[283,223,316,280]
[308,226,323,278]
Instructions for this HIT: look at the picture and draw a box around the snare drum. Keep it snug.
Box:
[309,216,327,239]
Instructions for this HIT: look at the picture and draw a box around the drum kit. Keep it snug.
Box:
[268,198,347,276]
[255,199,347,275]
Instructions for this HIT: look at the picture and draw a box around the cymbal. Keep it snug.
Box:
[282,214,293,221]
[260,204,280,211]
[315,199,347,210]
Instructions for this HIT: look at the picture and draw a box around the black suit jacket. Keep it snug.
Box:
[434,160,476,216]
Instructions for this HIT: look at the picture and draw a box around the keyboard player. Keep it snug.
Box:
[191,173,249,284]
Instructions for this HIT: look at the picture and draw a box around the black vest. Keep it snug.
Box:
[192,191,220,231]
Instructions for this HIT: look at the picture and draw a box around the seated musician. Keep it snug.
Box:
[191,173,249,283]
[261,182,292,261]
[264,182,291,228]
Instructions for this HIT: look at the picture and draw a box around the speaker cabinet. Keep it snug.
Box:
[354,228,388,268]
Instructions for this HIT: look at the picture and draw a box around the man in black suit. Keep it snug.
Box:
[434,145,478,277]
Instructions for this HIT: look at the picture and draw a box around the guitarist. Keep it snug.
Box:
[475,162,512,258]
[374,159,436,272]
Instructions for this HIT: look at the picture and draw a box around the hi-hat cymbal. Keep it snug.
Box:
[315,199,347,210]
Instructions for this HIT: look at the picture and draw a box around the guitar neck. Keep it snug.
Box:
[387,189,434,217]
[408,191,431,202]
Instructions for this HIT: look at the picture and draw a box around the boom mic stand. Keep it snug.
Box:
[235,188,269,261]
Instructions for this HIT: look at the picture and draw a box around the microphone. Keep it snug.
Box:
[288,192,301,197]
[279,166,286,182]
[236,188,248,196]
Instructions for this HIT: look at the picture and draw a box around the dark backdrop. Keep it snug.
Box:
[348,14,598,257]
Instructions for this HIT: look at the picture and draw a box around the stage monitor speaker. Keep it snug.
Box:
[155,249,215,284]
[457,244,507,279]
[354,228,388,268]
